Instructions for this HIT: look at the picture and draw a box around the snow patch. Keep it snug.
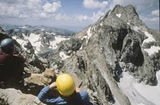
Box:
[134,70,160,105]
[21,26,27,29]
[116,14,121,18]
[59,51,70,60]
[133,26,140,32]
[138,103,145,105]
[142,31,155,45]
[80,27,92,44]
[100,22,103,26]
[144,46,160,56]
[45,32,56,35]
[28,33,41,54]
[49,36,70,49]
[99,16,104,20]
[16,39,27,50]
[41,28,45,31]
[108,10,111,16]
[142,31,160,56]
[127,20,131,25]
[12,35,28,51]
[79,45,83,50]
[86,27,92,43]
[118,71,160,105]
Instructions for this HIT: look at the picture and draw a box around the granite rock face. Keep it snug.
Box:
[0,88,45,105]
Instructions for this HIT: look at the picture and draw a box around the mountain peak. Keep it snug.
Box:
[111,4,138,16]
[98,5,147,31]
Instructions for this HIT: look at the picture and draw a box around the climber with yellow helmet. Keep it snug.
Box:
[38,73,91,105]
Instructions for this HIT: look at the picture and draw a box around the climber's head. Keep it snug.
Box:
[56,73,75,96]
[0,38,14,54]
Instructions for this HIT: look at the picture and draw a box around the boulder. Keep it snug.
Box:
[0,88,45,105]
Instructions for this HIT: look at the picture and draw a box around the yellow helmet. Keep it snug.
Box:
[56,73,75,96]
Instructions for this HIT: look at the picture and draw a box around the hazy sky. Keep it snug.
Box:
[0,0,159,32]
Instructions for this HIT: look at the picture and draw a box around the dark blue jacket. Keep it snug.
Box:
[38,86,90,105]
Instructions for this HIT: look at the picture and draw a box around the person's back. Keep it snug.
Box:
[0,51,13,81]
[0,38,25,85]
[63,90,89,105]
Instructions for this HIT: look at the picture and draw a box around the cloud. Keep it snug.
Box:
[43,1,61,13]
[0,0,61,19]
[74,10,106,24]
[152,9,159,16]
[110,0,159,13]
[53,14,71,21]
[82,0,109,23]
[150,17,159,22]
[91,10,105,22]
[141,8,159,30]
[83,0,108,9]
[140,16,159,30]
[75,14,90,22]
[40,12,47,18]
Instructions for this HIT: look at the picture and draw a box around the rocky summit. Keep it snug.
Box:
[0,5,160,105]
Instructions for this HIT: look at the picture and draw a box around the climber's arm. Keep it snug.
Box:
[38,83,67,105]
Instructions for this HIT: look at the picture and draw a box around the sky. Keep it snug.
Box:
[0,0,159,32]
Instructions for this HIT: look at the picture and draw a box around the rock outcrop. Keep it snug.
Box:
[0,88,45,105]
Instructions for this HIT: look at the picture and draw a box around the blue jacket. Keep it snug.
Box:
[38,86,90,105]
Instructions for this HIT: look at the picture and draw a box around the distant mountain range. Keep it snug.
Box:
[1,25,75,36]
[1,25,75,55]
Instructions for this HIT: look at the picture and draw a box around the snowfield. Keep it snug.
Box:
[59,51,70,60]
[118,71,160,105]
[142,31,155,45]
[49,35,70,49]
[142,31,160,56]
[86,27,92,43]
[80,27,92,44]
[13,33,69,54]
[28,33,41,53]
[144,46,160,56]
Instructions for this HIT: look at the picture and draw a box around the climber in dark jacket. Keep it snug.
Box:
[38,73,91,105]
[0,38,25,85]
